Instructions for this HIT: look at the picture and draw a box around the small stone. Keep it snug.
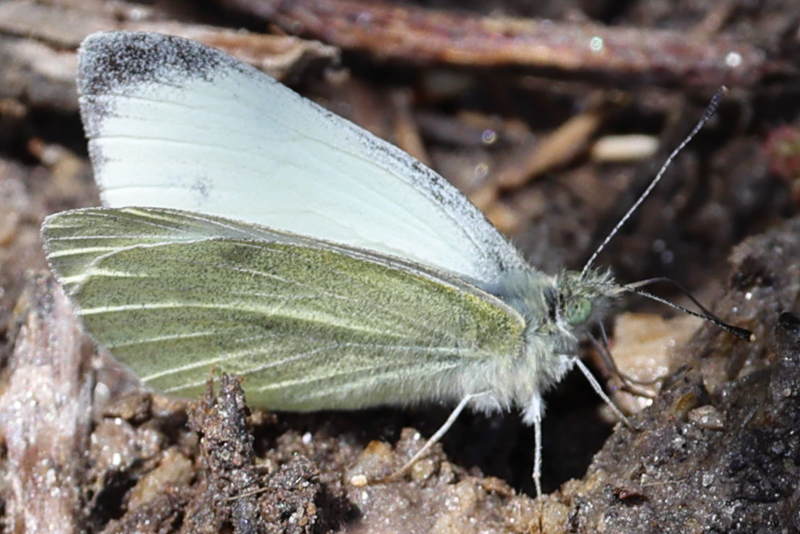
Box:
[688,405,725,430]
[350,474,368,487]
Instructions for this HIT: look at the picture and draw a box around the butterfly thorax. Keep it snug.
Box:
[490,267,615,338]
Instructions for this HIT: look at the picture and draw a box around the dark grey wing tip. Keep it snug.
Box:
[77,31,231,97]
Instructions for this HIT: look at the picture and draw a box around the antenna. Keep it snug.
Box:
[618,277,754,341]
[581,87,728,278]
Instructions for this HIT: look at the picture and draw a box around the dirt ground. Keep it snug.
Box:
[1,1,800,533]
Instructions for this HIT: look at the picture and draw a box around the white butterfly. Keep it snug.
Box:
[44,31,737,495]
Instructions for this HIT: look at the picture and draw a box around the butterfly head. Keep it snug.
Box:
[550,269,617,334]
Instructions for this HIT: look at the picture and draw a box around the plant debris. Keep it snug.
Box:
[1,1,799,532]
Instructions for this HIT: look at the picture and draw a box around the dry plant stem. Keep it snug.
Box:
[230,0,763,86]
[471,107,603,211]
[496,110,604,189]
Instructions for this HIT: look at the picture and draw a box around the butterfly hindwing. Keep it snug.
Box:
[43,207,526,409]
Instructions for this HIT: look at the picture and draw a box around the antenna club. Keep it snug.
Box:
[621,278,754,342]
[703,85,728,121]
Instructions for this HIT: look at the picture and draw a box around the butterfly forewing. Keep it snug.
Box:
[78,32,527,285]
[43,207,526,409]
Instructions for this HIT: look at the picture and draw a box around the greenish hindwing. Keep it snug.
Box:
[43,207,525,410]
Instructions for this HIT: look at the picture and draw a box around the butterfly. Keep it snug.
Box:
[42,31,746,495]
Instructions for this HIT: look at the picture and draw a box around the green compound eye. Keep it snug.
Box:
[565,298,592,325]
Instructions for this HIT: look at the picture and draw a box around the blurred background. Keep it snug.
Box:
[1,1,799,533]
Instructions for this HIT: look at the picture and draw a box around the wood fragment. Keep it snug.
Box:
[228,0,765,87]
[0,1,338,110]
[127,22,339,81]
[0,35,78,110]
[0,275,95,534]
[0,1,110,48]
[591,134,659,163]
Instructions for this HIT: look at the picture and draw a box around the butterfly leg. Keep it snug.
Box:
[379,391,489,482]
[533,410,543,496]
[529,356,632,496]
[571,356,631,427]
[523,391,545,496]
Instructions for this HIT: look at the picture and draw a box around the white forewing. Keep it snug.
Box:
[77,32,527,285]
